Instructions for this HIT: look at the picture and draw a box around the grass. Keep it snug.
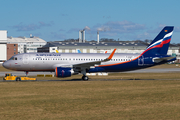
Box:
[1,64,180,119]
[1,80,180,120]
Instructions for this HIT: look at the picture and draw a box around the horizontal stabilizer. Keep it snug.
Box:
[153,56,176,63]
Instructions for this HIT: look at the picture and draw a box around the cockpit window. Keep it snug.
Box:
[9,57,17,60]
[9,57,14,60]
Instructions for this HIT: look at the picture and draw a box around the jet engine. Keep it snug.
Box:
[55,67,74,77]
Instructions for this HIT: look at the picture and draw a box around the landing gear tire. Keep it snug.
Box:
[82,76,89,81]
[16,77,21,81]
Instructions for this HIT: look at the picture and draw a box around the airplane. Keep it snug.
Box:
[3,26,176,81]
[77,49,82,53]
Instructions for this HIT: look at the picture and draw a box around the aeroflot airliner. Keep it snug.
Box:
[3,26,176,80]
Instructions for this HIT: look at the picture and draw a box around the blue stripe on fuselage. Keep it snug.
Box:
[88,58,152,73]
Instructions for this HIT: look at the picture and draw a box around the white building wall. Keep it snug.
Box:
[65,49,69,53]
[59,49,62,53]
[83,49,87,53]
[90,49,94,53]
[0,44,7,61]
[72,49,76,53]
[0,31,7,42]
[49,47,57,53]
[0,31,7,61]
[167,49,179,55]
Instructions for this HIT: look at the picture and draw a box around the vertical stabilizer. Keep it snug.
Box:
[141,26,174,57]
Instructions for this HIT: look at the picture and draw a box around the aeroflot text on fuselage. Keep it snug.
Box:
[36,53,61,56]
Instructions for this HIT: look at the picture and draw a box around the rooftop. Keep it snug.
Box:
[7,36,46,43]
[42,41,147,48]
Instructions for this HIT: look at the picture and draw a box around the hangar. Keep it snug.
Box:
[37,41,179,56]
[38,29,179,56]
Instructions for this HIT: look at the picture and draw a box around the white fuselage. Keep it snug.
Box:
[3,53,139,71]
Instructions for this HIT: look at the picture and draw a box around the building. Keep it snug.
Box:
[38,41,179,55]
[7,36,47,53]
[7,44,18,60]
[38,30,179,56]
[0,30,7,62]
[38,41,147,53]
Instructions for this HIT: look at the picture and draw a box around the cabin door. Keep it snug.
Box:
[138,55,144,66]
[23,54,29,64]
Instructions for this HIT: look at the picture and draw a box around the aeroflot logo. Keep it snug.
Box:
[165,30,168,32]
[36,53,61,56]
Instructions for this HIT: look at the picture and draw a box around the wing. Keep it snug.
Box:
[73,49,116,72]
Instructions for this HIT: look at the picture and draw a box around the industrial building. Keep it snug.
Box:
[0,30,47,62]
[37,41,179,56]
[7,35,47,53]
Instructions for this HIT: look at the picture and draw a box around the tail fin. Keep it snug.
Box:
[141,26,174,56]
[77,49,81,53]
[56,50,59,53]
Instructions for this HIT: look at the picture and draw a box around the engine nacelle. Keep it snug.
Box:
[55,67,72,77]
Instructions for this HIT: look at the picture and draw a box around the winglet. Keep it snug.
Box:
[108,49,116,59]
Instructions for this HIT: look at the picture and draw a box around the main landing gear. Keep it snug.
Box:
[81,69,89,81]
[82,75,89,81]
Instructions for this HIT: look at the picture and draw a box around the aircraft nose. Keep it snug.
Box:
[2,61,8,69]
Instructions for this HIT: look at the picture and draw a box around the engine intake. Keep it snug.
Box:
[55,67,72,77]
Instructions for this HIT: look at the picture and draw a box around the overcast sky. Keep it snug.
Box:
[0,0,180,43]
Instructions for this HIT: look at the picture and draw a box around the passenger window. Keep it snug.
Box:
[15,57,17,60]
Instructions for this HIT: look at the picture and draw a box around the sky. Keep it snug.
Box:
[0,0,180,43]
